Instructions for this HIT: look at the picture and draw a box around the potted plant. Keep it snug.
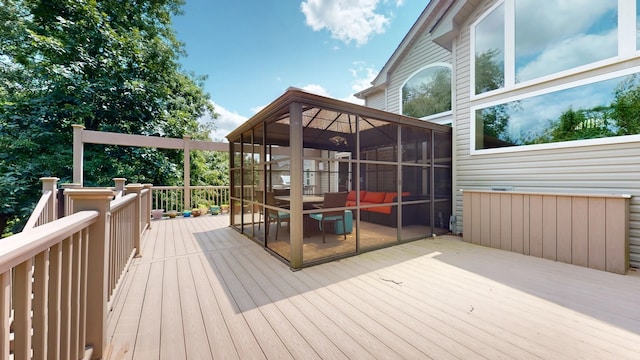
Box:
[210,205,221,215]
[220,204,230,214]
[151,209,164,220]
[168,210,178,219]
[191,208,201,217]
[183,210,191,217]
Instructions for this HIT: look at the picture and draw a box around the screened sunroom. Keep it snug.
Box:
[226,88,452,269]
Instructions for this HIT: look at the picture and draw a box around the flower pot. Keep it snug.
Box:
[168,211,177,219]
[183,210,191,217]
[151,209,164,220]
[221,205,229,214]
[192,209,201,217]
[210,206,220,215]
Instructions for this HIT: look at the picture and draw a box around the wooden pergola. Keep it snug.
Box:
[71,124,227,209]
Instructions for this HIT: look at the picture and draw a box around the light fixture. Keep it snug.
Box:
[328,135,347,146]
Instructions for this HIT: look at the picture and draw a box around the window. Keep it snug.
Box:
[637,0,640,50]
[473,68,640,151]
[473,0,633,95]
[401,64,452,118]
[474,3,504,94]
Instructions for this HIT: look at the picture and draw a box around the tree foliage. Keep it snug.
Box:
[0,0,218,235]
[402,68,451,118]
[475,48,504,94]
[611,74,640,135]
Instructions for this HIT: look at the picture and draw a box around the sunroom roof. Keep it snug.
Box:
[226,87,451,151]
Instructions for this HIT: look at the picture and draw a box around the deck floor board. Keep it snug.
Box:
[107,215,640,359]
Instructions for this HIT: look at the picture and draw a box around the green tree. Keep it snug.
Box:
[475,48,504,94]
[0,0,216,235]
[611,74,640,135]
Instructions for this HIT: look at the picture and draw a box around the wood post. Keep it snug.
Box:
[113,178,127,198]
[72,125,85,185]
[143,184,153,230]
[41,177,59,221]
[125,184,144,256]
[66,188,114,360]
[184,135,191,211]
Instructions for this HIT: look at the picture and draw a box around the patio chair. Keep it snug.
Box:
[309,192,349,243]
[256,190,263,229]
[265,192,290,241]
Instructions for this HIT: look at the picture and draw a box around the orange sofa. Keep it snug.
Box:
[346,190,427,227]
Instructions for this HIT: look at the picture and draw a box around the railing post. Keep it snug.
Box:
[125,184,144,257]
[143,184,153,230]
[61,183,82,217]
[41,177,59,221]
[113,178,127,198]
[65,188,114,360]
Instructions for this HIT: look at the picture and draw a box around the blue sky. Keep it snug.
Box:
[172,0,430,141]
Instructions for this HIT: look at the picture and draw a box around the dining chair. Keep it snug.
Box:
[265,192,290,241]
[309,192,349,243]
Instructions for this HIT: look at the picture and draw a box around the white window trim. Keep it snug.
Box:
[470,0,637,101]
[470,65,640,155]
[399,62,453,119]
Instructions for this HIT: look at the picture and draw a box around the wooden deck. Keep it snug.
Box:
[106,215,640,359]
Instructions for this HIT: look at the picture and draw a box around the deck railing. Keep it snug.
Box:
[0,177,227,359]
[0,178,156,359]
[1,210,99,359]
[152,185,229,212]
[23,177,59,230]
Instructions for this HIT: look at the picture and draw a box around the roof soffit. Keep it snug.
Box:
[431,0,481,50]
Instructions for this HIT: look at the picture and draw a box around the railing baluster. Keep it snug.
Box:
[33,250,50,359]
[48,243,62,360]
[60,238,72,360]
[70,232,82,360]
[13,259,33,360]
[78,228,89,357]
[0,271,11,359]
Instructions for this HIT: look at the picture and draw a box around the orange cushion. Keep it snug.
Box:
[346,200,356,207]
[363,191,386,203]
[368,206,392,214]
[402,191,410,196]
[346,190,357,201]
[383,192,396,203]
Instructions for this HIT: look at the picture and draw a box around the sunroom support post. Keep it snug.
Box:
[289,102,304,269]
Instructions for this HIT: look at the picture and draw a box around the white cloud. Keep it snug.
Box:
[349,61,378,93]
[517,29,617,82]
[300,0,393,46]
[302,84,332,97]
[515,0,617,57]
[199,102,248,142]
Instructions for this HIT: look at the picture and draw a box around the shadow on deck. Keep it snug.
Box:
[106,215,640,359]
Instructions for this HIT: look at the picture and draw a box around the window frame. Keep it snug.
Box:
[470,0,637,101]
[470,64,640,155]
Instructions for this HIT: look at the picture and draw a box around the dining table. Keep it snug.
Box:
[274,194,325,237]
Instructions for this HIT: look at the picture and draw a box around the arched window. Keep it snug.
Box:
[401,64,452,119]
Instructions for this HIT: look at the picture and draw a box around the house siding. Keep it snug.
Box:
[365,91,386,110]
[453,0,640,268]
